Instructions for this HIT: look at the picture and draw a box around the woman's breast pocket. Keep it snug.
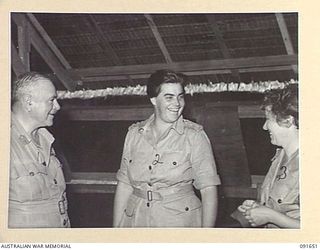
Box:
[269,180,299,217]
[161,151,192,177]
[126,150,154,181]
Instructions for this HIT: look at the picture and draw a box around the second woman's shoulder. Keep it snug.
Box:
[127,121,147,135]
[271,148,283,162]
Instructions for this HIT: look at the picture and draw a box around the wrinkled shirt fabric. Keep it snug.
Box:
[260,148,299,228]
[9,114,70,228]
[116,115,221,227]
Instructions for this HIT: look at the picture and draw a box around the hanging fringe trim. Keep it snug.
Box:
[57,79,298,100]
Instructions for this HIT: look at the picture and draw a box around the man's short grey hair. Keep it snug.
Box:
[12,72,51,104]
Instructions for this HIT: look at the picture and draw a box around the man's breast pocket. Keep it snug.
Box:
[10,163,51,202]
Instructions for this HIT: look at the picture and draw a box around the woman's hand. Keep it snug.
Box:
[244,205,300,228]
[244,205,275,227]
[238,199,259,213]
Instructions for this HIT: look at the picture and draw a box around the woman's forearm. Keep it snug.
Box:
[113,181,133,227]
[200,186,218,227]
[269,210,300,228]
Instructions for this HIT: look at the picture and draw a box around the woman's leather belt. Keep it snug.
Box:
[132,185,194,201]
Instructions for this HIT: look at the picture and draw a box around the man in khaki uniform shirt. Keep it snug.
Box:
[9,72,70,228]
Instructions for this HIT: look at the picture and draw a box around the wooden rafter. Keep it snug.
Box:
[26,13,72,70]
[206,15,240,81]
[12,13,76,90]
[70,54,297,81]
[275,13,298,74]
[144,14,173,63]
[86,15,122,65]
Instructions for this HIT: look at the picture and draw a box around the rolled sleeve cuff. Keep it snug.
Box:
[116,170,131,186]
[194,174,221,190]
[287,209,300,220]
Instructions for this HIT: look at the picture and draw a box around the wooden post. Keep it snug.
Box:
[200,104,252,187]
[11,42,27,76]
[17,20,31,71]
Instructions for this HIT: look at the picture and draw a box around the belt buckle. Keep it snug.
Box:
[58,195,66,215]
[147,190,153,201]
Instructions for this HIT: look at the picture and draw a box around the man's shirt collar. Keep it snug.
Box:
[11,113,55,147]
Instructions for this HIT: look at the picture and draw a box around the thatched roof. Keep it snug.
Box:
[11,13,297,91]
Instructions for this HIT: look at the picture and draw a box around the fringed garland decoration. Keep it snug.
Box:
[57,79,298,100]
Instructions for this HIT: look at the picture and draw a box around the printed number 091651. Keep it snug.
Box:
[300,244,318,248]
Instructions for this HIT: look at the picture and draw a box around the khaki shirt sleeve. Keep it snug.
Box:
[116,130,132,185]
[191,130,221,190]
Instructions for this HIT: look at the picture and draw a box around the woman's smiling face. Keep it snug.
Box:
[151,83,185,125]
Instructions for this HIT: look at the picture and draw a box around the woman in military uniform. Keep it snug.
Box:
[238,85,299,228]
[113,70,221,227]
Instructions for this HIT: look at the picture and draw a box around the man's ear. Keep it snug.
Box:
[22,94,32,112]
[150,97,156,106]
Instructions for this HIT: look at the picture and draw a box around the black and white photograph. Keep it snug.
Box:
[9,12,299,229]
[2,0,320,245]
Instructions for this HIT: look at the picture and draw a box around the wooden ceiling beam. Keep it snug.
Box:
[79,65,294,82]
[12,13,76,90]
[144,14,173,63]
[60,103,264,121]
[70,54,297,79]
[206,14,240,82]
[275,13,298,75]
[26,13,72,70]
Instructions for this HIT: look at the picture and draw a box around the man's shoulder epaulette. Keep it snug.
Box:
[183,119,203,132]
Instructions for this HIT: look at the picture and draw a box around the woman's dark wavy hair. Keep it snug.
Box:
[262,85,299,128]
[147,69,187,98]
